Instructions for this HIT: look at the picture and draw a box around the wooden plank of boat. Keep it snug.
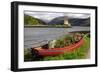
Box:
[32,38,84,56]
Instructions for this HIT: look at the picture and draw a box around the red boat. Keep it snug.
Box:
[31,38,84,57]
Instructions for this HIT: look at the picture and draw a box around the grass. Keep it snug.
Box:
[54,34,82,48]
[43,36,90,60]
[42,34,90,60]
[24,49,33,61]
[24,34,90,61]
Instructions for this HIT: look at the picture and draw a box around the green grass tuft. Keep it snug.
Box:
[24,34,90,61]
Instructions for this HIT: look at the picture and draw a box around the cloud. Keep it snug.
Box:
[24,11,90,22]
[66,13,90,19]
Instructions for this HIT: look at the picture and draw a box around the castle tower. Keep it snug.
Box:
[64,16,71,27]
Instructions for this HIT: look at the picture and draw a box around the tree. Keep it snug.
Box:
[24,14,40,25]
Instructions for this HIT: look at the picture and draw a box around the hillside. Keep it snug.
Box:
[48,16,90,26]
[24,15,90,26]
[24,14,46,25]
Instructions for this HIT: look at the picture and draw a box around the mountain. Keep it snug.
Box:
[24,15,90,26]
[48,16,90,26]
[24,14,46,25]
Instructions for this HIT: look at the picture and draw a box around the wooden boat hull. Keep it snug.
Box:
[31,38,84,57]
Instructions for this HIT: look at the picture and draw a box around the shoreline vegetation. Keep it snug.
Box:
[24,32,90,62]
[24,25,71,28]
[24,15,90,62]
[24,14,71,28]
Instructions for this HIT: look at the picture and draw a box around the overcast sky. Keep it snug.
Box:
[24,11,90,22]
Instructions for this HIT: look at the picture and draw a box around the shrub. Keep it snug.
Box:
[42,34,90,61]
[24,33,90,61]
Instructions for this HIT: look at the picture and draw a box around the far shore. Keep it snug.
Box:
[24,25,71,28]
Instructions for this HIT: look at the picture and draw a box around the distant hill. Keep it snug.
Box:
[48,16,90,26]
[69,18,90,26]
[24,15,90,26]
[24,14,46,25]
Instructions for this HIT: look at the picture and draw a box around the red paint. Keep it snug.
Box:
[33,38,84,56]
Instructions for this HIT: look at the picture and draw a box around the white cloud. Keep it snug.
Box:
[66,13,90,19]
[24,11,90,22]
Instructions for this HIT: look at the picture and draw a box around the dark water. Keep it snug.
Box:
[24,26,90,49]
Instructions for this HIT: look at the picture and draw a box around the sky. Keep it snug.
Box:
[24,11,90,22]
